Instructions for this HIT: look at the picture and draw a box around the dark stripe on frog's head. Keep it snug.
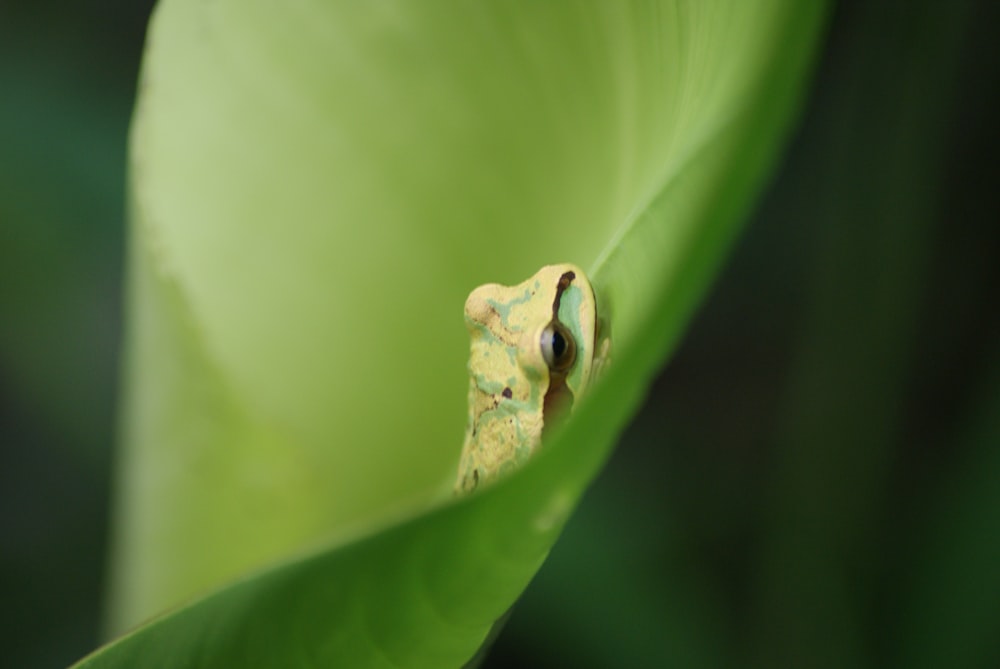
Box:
[549,271,576,320]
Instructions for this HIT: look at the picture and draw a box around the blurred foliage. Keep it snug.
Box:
[0,2,154,667]
[1,1,998,668]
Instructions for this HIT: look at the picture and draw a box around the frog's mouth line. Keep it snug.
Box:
[541,271,578,438]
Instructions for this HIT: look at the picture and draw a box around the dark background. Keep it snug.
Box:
[2,2,998,667]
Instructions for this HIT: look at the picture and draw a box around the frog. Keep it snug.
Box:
[455,263,609,493]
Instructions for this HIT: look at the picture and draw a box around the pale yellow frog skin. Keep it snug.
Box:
[455,264,608,493]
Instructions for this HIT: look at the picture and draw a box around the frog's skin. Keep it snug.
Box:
[455,263,608,493]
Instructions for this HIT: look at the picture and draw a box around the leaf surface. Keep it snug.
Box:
[93,1,828,666]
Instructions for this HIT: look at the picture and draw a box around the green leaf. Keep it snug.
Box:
[92,1,827,666]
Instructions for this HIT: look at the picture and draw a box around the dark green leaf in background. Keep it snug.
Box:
[4,2,998,668]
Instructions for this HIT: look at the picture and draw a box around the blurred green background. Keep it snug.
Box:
[2,2,998,668]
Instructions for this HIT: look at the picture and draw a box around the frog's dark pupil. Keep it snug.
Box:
[541,321,576,372]
[551,329,567,360]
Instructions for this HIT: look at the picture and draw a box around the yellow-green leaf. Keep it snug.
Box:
[90,1,828,666]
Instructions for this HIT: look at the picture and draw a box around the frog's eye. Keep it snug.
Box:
[540,321,577,373]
